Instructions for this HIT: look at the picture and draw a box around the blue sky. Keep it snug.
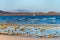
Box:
[0,0,60,12]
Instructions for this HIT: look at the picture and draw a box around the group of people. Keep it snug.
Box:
[0,24,60,38]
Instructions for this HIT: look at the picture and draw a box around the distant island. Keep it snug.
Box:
[0,10,60,16]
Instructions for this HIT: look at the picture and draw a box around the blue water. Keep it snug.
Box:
[0,16,60,24]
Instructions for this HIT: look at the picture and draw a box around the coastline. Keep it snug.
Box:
[0,35,47,40]
[0,35,59,40]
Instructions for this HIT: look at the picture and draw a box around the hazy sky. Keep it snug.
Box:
[0,0,60,12]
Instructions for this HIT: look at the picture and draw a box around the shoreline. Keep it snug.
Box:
[0,35,59,40]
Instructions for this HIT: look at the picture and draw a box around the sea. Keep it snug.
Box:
[0,15,60,24]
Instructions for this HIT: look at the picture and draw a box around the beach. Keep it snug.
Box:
[0,35,45,40]
[0,35,59,40]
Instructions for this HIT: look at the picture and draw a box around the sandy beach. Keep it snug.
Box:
[0,35,49,40]
[0,35,59,40]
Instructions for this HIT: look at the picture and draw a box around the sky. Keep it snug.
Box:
[0,0,60,12]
